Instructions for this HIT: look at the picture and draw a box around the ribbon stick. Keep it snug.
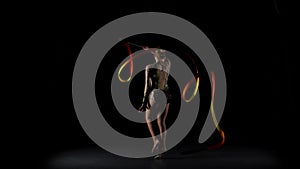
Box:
[208,72,225,149]
[182,76,200,102]
[118,42,149,83]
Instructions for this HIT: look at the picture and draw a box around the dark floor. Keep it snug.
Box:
[43,146,284,169]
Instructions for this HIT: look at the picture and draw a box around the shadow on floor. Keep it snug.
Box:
[43,146,284,169]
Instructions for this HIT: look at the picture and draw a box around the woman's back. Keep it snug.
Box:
[146,58,171,91]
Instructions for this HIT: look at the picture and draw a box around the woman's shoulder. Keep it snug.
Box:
[145,64,155,70]
[165,58,171,66]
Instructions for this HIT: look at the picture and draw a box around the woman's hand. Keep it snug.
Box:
[143,46,149,51]
[138,103,149,112]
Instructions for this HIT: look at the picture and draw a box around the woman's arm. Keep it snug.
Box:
[138,66,151,112]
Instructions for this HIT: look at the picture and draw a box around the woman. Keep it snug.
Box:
[138,48,171,158]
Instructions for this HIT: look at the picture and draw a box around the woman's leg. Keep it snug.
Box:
[161,103,170,151]
[145,108,159,153]
[157,114,163,144]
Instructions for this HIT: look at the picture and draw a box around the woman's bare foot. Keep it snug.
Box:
[154,154,163,159]
[152,139,160,153]
[162,143,167,152]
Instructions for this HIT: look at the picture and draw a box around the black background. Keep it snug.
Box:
[25,0,291,168]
